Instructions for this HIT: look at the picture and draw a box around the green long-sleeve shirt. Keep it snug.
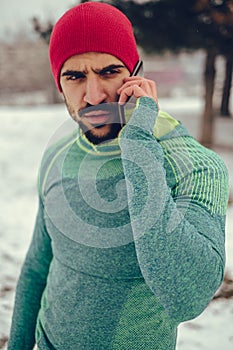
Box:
[8,97,229,350]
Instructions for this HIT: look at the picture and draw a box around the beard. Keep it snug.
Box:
[64,99,124,145]
[82,122,123,145]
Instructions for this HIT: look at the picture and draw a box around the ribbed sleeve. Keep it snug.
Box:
[119,97,229,322]
[7,199,53,350]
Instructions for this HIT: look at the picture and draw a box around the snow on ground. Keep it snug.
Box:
[0,99,232,349]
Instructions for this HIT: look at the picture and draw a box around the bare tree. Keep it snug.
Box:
[32,17,61,104]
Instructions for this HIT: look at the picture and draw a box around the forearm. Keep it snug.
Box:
[8,200,52,350]
[130,196,225,322]
[119,97,228,322]
[7,264,48,350]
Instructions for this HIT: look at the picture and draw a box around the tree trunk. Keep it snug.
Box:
[220,54,233,117]
[200,48,217,148]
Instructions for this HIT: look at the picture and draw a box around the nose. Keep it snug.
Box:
[83,76,107,105]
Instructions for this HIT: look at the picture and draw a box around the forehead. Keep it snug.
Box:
[61,52,124,72]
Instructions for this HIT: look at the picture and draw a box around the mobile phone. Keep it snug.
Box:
[126,60,143,103]
[130,60,143,78]
[118,60,143,126]
[131,60,143,77]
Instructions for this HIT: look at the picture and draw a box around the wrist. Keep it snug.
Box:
[136,96,159,114]
[121,97,159,136]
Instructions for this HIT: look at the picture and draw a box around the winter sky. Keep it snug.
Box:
[0,0,79,38]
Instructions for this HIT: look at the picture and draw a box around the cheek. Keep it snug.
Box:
[63,86,84,108]
[106,80,125,99]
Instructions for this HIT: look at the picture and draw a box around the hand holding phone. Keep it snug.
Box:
[125,60,143,103]
[118,62,158,106]
[117,61,159,126]
[118,60,143,126]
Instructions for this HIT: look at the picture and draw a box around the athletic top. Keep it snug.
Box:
[8,97,229,350]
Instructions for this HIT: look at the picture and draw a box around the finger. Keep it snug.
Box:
[123,76,155,85]
[118,85,147,104]
[124,76,145,82]
[118,78,156,94]
[119,83,158,102]
[117,80,143,94]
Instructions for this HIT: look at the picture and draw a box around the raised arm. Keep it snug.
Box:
[119,96,229,323]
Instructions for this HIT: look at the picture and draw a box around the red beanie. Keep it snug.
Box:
[49,1,139,91]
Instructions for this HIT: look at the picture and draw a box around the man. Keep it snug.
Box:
[8,2,229,350]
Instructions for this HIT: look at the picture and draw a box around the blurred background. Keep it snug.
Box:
[1,0,233,145]
[0,1,233,349]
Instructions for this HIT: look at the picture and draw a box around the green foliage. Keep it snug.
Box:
[108,0,197,53]
[99,0,233,55]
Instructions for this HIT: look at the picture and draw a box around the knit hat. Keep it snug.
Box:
[49,2,139,91]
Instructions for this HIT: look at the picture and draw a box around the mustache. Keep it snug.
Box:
[78,103,119,118]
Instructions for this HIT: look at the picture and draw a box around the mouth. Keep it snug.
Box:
[78,104,118,127]
[75,104,123,144]
[82,111,111,126]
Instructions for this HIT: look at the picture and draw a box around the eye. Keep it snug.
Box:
[66,74,85,81]
[66,75,77,81]
[100,69,121,79]
[105,69,119,75]
[62,71,86,82]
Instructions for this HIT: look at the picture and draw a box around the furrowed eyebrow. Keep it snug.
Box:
[95,64,126,74]
[61,70,86,78]
[61,65,126,78]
